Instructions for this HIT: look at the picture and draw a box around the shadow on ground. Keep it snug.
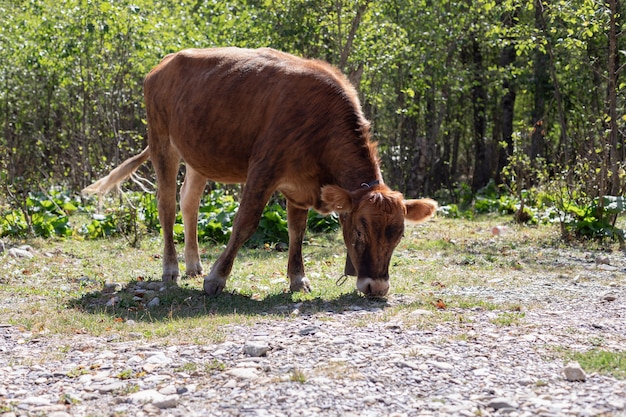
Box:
[67,278,391,323]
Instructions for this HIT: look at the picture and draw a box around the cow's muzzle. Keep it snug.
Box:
[357,277,389,297]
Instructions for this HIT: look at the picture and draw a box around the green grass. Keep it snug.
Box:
[567,349,626,379]
[490,311,526,327]
[1,215,624,379]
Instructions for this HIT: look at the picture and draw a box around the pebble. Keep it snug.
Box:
[147,296,160,308]
[0,247,625,416]
[8,247,34,259]
[128,389,168,404]
[488,397,519,410]
[226,367,261,379]
[563,361,587,381]
[243,341,271,357]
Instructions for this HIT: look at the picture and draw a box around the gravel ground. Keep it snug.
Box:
[1,245,625,417]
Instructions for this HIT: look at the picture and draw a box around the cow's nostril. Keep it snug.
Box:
[357,277,389,297]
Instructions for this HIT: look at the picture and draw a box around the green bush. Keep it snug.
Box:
[0,190,78,238]
[1,188,340,246]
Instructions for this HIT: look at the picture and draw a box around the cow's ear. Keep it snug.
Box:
[404,198,437,223]
[320,185,353,213]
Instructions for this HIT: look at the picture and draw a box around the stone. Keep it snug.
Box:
[93,381,125,393]
[299,326,320,336]
[18,396,52,406]
[563,361,587,381]
[153,396,179,409]
[147,297,160,308]
[427,360,454,371]
[128,389,168,404]
[488,397,519,410]
[8,248,34,259]
[243,341,270,357]
[226,367,260,380]
[145,352,172,366]
[1,243,625,417]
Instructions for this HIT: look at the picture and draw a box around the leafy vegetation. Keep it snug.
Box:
[2,182,624,247]
[567,350,626,379]
[1,0,623,243]
[0,188,340,247]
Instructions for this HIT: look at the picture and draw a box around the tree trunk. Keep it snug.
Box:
[530,1,549,166]
[606,0,621,196]
[536,1,568,162]
[470,37,490,192]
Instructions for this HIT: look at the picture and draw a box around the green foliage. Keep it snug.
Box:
[0,190,79,238]
[307,211,340,234]
[0,0,623,249]
[249,203,289,247]
[0,188,340,245]
[559,197,625,242]
[567,349,626,379]
[195,189,239,244]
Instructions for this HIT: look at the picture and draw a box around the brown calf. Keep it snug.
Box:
[83,47,437,297]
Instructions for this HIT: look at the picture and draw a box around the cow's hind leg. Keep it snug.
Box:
[180,165,206,276]
[204,180,274,296]
[287,202,311,292]
[151,140,181,282]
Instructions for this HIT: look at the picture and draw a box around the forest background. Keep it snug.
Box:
[0,0,624,240]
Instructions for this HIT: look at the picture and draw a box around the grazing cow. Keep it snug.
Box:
[83,47,437,297]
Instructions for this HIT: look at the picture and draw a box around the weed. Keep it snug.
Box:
[490,312,525,327]
[67,366,89,378]
[204,359,226,373]
[567,349,626,379]
[289,368,307,383]
[117,369,134,380]
[120,384,140,395]
[176,362,198,373]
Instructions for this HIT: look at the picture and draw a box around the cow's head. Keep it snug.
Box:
[321,184,437,297]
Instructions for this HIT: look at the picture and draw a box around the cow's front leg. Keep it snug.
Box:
[180,166,206,276]
[204,183,273,295]
[287,203,311,292]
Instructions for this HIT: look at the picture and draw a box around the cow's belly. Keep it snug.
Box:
[183,155,249,184]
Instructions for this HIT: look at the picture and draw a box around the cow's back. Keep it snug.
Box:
[143,47,368,187]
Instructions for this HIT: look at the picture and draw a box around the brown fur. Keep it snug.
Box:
[83,47,437,297]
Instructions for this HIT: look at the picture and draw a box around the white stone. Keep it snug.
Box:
[243,341,270,357]
[226,367,260,380]
[563,361,587,381]
[128,389,168,404]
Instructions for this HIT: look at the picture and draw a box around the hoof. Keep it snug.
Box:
[185,263,204,277]
[203,276,226,296]
[162,272,180,284]
[289,276,311,293]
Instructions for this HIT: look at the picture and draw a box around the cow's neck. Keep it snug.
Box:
[333,152,383,192]
[325,119,382,191]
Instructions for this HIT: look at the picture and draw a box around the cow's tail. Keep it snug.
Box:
[82,147,151,195]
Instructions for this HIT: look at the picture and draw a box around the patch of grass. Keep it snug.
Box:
[0,215,619,353]
[175,362,198,373]
[67,366,89,378]
[203,359,226,373]
[567,349,626,379]
[490,311,525,327]
[289,368,307,383]
[117,369,135,380]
